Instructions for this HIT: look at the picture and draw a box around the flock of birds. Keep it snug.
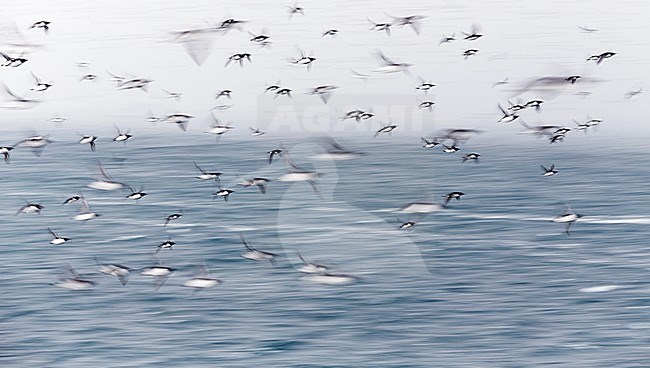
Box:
[0,4,632,292]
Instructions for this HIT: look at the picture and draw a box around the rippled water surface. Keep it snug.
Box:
[1,131,650,367]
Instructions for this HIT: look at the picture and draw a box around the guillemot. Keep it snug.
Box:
[421,137,439,148]
[462,23,483,40]
[29,21,51,34]
[78,134,97,152]
[225,53,252,67]
[462,153,481,163]
[553,206,583,235]
[368,18,392,36]
[16,201,43,215]
[587,52,616,64]
[194,161,221,182]
[443,192,464,205]
[95,258,132,286]
[374,122,398,138]
[48,228,70,245]
[164,211,183,226]
[113,126,132,143]
[240,234,278,266]
[374,51,411,74]
[53,265,95,290]
[30,72,52,92]
[0,146,13,164]
[541,164,557,176]
[0,52,27,67]
[87,161,125,191]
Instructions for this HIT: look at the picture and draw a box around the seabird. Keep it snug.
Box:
[162,113,193,132]
[62,195,81,205]
[308,85,338,104]
[418,101,435,111]
[553,206,582,235]
[541,164,558,176]
[79,134,97,152]
[421,137,439,148]
[164,211,183,226]
[587,52,616,64]
[72,197,101,221]
[289,49,316,71]
[240,234,278,266]
[322,29,338,37]
[215,89,232,100]
[225,53,252,67]
[368,17,392,36]
[194,161,221,182]
[296,251,330,274]
[463,49,479,60]
[462,23,483,40]
[1,84,41,109]
[16,201,43,215]
[87,161,125,191]
[374,122,398,138]
[287,2,305,19]
[239,177,272,194]
[117,77,152,92]
[155,237,176,254]
[250,127,266,136]
[48,228,70,245]
[268,148,283,164]
[498,104,519,123]
[162,89,182,101]
[386,14,425,35]
[204,115,234,142]
[113,126,132,143]
[126,186,147,201]
[443,192,464,205]
[183,262,220,291]
[277,148,323,198]
[213,188,235,202]
[30,72,52,92]
[274,88,292,99]
[439,33,455,44]
[141,263,176,291]
[566,75,581,84]
[95,258,132,286]
[374,51,411,74]
[0,146,13,164]
[53,265,95,290]
[462,153,481,163]
[0,52,27,67]
[15,134,52,157]
[29,20,51,34]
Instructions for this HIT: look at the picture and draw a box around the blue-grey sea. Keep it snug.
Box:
[2,129,650,367]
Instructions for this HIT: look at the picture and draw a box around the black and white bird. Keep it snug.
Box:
[48,228,70,245]
[164,211,183,226]
[553,206,583,235]
[113,126,132,143]
[443,192,464,205]
[30,20,51,34]
[53,265,95,291]
[79,134,97,152]
[240,234,278,266]
[374,122,398,138]
[95,259,132,286]
[194,161,221,182]
[541,164,558,176]
[462,153,481,163]
[16,201,43,215]
[587,52,616,64]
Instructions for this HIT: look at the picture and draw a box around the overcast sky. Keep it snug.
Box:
[0,0,647,137]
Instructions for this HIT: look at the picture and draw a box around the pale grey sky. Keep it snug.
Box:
[0,0,647,137]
